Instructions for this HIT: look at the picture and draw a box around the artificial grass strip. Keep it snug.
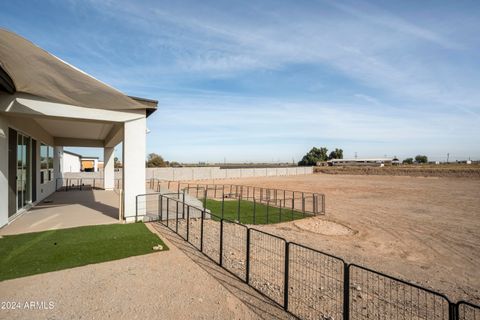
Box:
[205,199,307,225]
[0,223,168,281]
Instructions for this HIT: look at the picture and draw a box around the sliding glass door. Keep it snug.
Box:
[16,133,32,211]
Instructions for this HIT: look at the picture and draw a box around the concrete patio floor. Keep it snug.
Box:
[0,190,119,236]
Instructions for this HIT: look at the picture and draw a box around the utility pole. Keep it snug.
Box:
[447,153,450,163]
[355,152,357,159]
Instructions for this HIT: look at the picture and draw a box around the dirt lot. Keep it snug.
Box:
[315,164,480,178]
[208,173,480,305]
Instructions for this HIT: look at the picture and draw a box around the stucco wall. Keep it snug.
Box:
[63,166,313,181]
[63,152,81,172]
[0,115,9,227]
[0,114,57,227]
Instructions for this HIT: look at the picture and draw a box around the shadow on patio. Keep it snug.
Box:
[0,190,119,236]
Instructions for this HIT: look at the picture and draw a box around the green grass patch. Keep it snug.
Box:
[0,223,168,282]
[205,199,307,224]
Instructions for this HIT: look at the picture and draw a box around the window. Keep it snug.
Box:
[40,143,54,183]
[48,146,54,181]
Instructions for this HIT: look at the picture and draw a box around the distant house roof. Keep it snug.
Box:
[328,158,394,162]
[64,150,99,160]
[63,150,82,158]
[0,28,157,115]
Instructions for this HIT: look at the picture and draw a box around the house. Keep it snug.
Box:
[327,158,395,167]
[81,156,99,172]
[62,150,82,173]
[62,150,100,173]
[0,29,157,227]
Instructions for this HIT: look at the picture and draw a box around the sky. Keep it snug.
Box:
[1,0,479,162]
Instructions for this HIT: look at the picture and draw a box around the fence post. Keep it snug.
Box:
[237,197,241,222]
[200,209,205,252]
[284,242,289,311]
[449,302,457,320]
[291,198,294,220]
[266,200,269,224]
[175,201,179,233]
[203,189,207,210]
[159,195,163,221]
[135,195,138,222]
[166,198,169,228]
[323,194,326,213]
[219,219,224,267]
[253,199,256,225]
[246,228,251,284]
[222,190,225,219]
[186,206,190,242]
[292,191,295,211]
[343,264,350,320]
[302,195,305,217]
[279,201,282,223]
[182,190,186,219]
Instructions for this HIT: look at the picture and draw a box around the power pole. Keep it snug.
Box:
[355,152,357,159]
[447,153,450,163]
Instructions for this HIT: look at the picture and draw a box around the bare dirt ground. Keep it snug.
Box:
[315,164,480,178]
[208,173,480,305]
[0,224,275,320]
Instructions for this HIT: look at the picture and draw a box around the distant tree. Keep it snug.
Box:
[402,158,414,164]
[298,147,329,166]
[169,161,182,167]
[328,148,344,160]
[114,157,122,168]
[415,155,428,164]
[146,153,166,167]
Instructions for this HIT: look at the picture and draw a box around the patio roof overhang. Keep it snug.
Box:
[0,28,157,116]
[0,92,140,147]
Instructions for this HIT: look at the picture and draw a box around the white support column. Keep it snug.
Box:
[0,115,8,227]
[54,146,63,180]
[123,116,146,222]
[104,147,115,190]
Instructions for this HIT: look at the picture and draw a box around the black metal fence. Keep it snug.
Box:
[136,192,479,320]
[55,178,123,191]
[149,179,325,215]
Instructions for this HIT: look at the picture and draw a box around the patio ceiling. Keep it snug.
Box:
[34,118,114,141]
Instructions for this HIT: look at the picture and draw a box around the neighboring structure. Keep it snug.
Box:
[325,158,397,167]
[62,150,82,173]
[0,29,157,227]
[62,150,100,172]
[80,156,99,172]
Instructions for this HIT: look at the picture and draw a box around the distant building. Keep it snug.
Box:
[81,156,99,172]
[63,150,82,172]
[62,151,99,172]
[325,158,396,167]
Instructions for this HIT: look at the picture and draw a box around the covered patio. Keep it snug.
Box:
[0,190,119,236]
[0,29,157,229]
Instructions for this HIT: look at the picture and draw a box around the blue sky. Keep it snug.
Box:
[1,0,479,162]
